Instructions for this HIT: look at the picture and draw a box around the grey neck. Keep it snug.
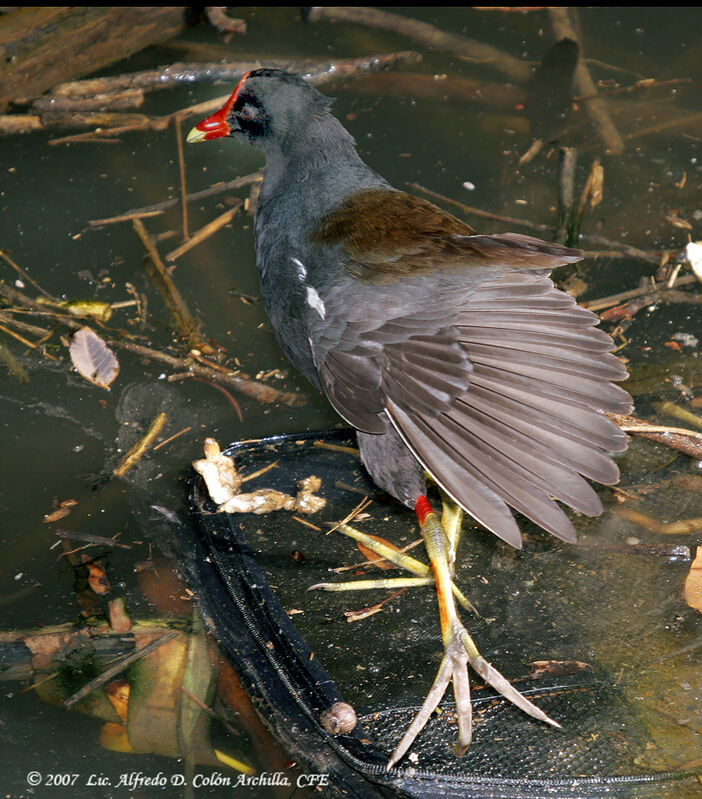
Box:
[258,113,388,212]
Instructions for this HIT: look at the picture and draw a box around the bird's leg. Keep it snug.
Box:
[386,495,561,770]
[387,496,472,769]
[440,497,463,576]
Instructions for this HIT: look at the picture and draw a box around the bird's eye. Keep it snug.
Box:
[238,103,258,121]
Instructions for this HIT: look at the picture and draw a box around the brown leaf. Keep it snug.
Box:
[599,296,648,322]
[81,555,110,595]
[684,546,702,613]
[528,659,593,679]
[69,326,119,389]
[356,534,399,570]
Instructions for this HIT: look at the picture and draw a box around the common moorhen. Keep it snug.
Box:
[188,69,632,768]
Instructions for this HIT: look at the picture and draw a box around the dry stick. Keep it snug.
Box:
[132,218,203,349]
[607,412,702,460]
[52,52,422,97]
[29,89,145,112]
[653,401,702,432]
[113,412,167,478]
[110,339,305,407]
[584,274,698,312]
[0,311,52,338]
[89,171,262,227]
[166,201,242,262]
[152,425,192,452]
[48,52,422,146]
[0,280,302,407]
[0,322,43,350]
[87,209,164,227]
[623,110,702,144]
[548,7,625,156]
[407,182,663,264]
[175,114,189,241]
[307,7,531,83]
[64,632,178,709]
[573,77,692,103]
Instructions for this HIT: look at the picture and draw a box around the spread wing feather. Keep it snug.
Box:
[311,243,631,546]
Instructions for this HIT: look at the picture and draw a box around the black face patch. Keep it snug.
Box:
[229,92,268,139]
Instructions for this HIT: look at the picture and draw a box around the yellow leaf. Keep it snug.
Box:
[684,546,702,613]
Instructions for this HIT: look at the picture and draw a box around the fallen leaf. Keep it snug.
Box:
[81,556,110,595]
[69,326,119,389]
[356,534,400,570]
[684,546,702,613]
[528,659,593,679]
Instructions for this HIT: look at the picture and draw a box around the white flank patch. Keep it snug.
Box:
[306,286,326,319]
[292,257,307,280]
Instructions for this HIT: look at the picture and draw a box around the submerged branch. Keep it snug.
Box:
[110,340,306,407]
[307,7,530,83]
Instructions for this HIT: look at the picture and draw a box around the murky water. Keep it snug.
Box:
[1,7,701,798]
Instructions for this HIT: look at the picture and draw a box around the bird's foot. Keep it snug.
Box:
[386,622,471,770]
[386,618,561,770]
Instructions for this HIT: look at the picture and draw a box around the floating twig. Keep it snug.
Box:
[182,376,244,422]
[614,507,702,536]
[88,172,262,227]
[28,89,145,113]
[86,209,164,227]
[112,339,305,406]
[653,401,702,432]
[344,587,409,623]
[607,412,702,460]
[132,218,204,349]
[151,425,192,452]
[166,201,242,262]
[113,412,167,478]
[175,114,189,241]
[0,249,53,299]
[55,529,131,549]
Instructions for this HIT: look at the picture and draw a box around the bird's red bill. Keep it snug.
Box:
[188,71,250,142]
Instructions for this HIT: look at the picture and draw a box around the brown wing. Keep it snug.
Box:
[312,189,583,283]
